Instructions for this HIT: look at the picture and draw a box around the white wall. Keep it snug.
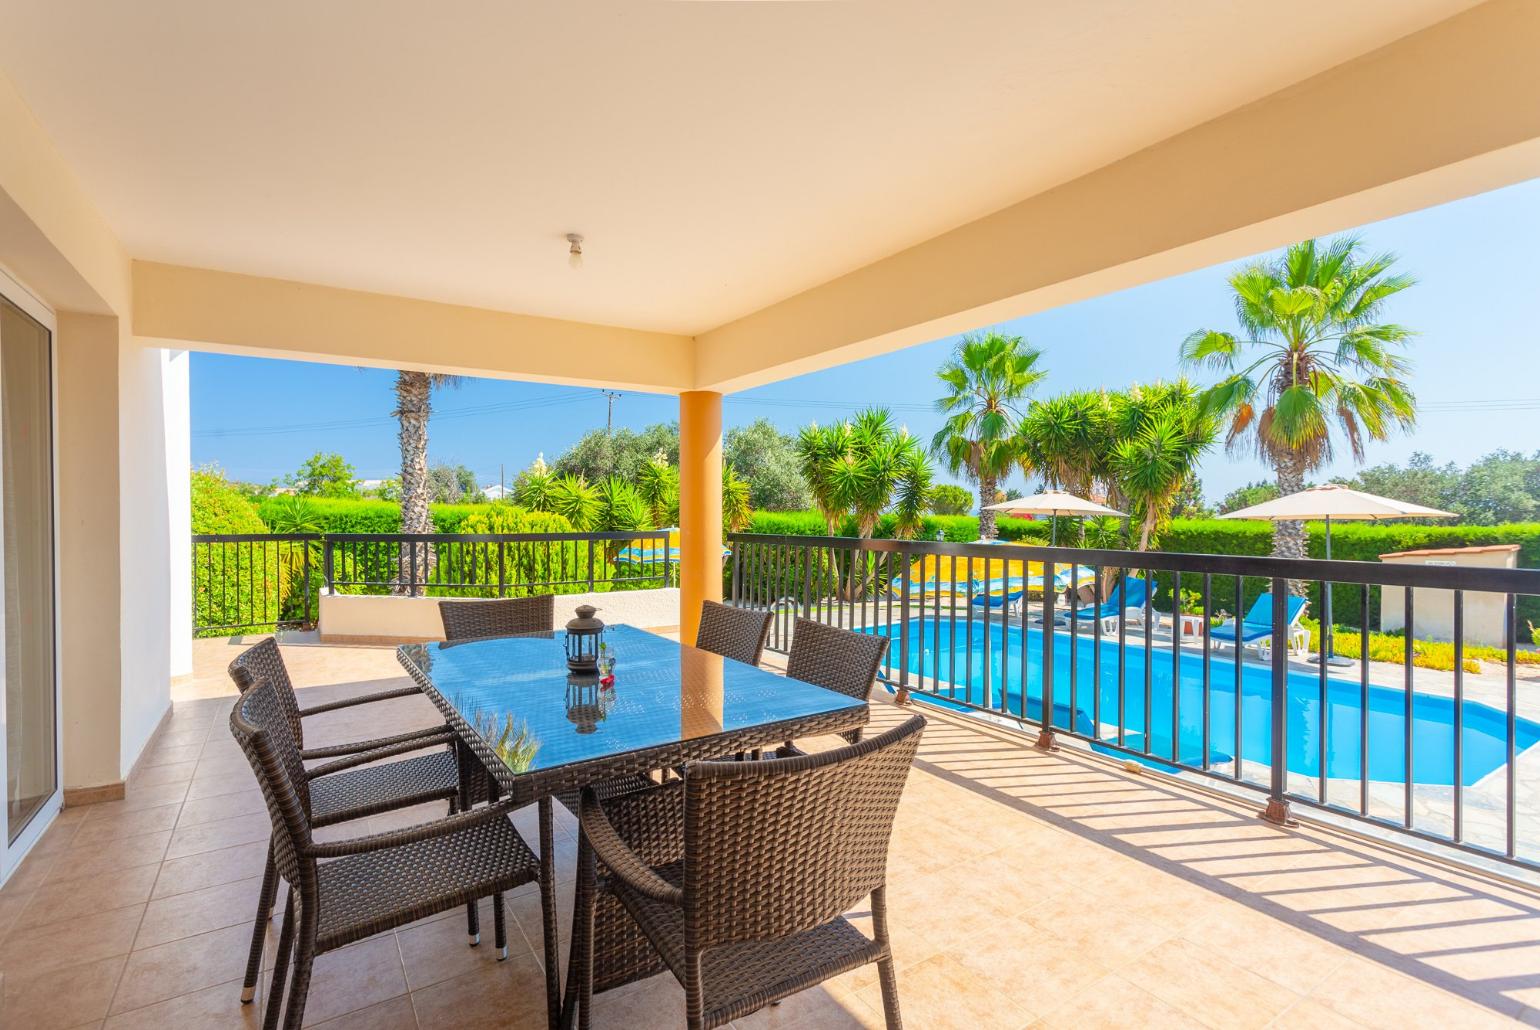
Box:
[117,343,175,776]
[164,350,191,678]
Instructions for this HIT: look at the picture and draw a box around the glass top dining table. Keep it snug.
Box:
[397,622,872,1030]
[397,623,870,802]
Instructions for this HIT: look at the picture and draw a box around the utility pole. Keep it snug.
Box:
[499,463,505,500]
[601,390,623,434]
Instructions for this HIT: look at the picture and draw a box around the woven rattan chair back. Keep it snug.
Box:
[684,713,924,951]
[228,637,305,747]
[229,679,315,889]
[784,618,888,703]
[439,595,555,641]
[694,601,772,667]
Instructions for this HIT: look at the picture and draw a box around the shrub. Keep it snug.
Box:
[192,470,282,635]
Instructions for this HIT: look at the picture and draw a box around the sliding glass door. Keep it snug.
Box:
[0,276,60,873]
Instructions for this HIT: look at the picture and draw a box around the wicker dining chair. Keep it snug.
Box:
[439,594,555,641]
[694,600,773,667]
[572,714,927,1030]
[779,618,889,752]
[230,680,541,1030]
[227,638,479,1004]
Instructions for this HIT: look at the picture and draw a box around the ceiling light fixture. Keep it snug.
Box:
[566,233,584,270]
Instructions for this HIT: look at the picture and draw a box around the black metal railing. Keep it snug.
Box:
[322,531,674,597]
[192,533,318,636]
[727,532,1540,873]
[192,530,676,635]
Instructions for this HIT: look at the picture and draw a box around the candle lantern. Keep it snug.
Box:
[565,604,604,672]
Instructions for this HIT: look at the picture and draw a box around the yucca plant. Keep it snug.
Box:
[796,421,852,534]
[1107,383,1217,551]
[548,473,601,531]
[636,453,680,527]
[722,465,752,535]
[514,457,557,512]
[1182,236,1417,560]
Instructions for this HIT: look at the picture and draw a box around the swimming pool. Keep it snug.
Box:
[866,617,1540,787]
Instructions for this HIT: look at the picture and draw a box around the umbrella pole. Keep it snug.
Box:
[1050,515,1058,547]
[1317,515,1351,667]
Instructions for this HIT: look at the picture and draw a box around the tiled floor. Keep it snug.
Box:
[2,636,1539,1028]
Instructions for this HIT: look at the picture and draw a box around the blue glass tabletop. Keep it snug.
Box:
[398,624,867,780]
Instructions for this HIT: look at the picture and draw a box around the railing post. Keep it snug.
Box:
[497,540,507,598]
[1260,575,1297,826]
[323,536,335,595]
[1035,558,1060,751]
[587,542,596,591]
[302,536,313,629]
[896,548,912,705]
[409,539,419,598]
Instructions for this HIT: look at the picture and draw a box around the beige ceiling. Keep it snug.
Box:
[0,0,1480,335]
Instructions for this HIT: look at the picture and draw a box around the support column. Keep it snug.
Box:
[678,391,723,646]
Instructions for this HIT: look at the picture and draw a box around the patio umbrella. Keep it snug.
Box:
[984,490,1125,545]
[1220,484,1456,665]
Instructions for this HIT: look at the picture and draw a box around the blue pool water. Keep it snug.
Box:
[867,618,1540,787]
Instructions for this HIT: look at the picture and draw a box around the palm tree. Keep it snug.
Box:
[393,370,459,590]
[1182,236,1416,560]
[931,331,1047,538]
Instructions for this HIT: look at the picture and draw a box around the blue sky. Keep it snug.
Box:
[192,179,1540,502]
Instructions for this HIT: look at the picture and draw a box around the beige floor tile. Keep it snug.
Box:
[139,743,204,768]
[0,903,144,980]
[1038,972,1206,1030]
[1310,953,1520,1029]
[856,952,1033,1030]
[405,953,547,1029]
[185,769,261,802]
[164,812,271,861]
[102,976,264,1029]
[113,780,192,813]
[732,981,886,1030]
[584,971,687,1028]
[1122,937,1302,1030]
[175,789,268,829]
[1177,906,1348,995]
[312,994,418,1029]
[1266,998,1370,1029]
[286,936,408,1027]
[134,875,263,949]
[1,953,126,1030]
[151,839,271,900]
[74,803,184,844]
[42,831,170,883]
[396,900,526,992]
[14,864,161,933]
[127,761,198,789]
[109,922,254,1014]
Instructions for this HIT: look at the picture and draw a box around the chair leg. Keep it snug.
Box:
[571,833,597,1030]
[242,842,279,1003]
[493,891,508,960]
[458,740,481,945]
[538,797,562,1030]
[280,903,319,1030]
[871,886,903,1030]
[263,890,297,1030]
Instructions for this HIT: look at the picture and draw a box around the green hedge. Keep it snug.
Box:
[193,471,282,635]
[254,496,488,534]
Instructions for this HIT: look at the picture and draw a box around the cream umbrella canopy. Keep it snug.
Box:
[1221,484,1456,664]
[984,490,1126,545]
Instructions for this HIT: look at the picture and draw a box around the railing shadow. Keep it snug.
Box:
[885,703,1540,1018]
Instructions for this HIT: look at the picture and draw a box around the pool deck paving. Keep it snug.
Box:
[1,634,1537,1028]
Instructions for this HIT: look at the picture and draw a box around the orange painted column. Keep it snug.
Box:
[678,390,723,645]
